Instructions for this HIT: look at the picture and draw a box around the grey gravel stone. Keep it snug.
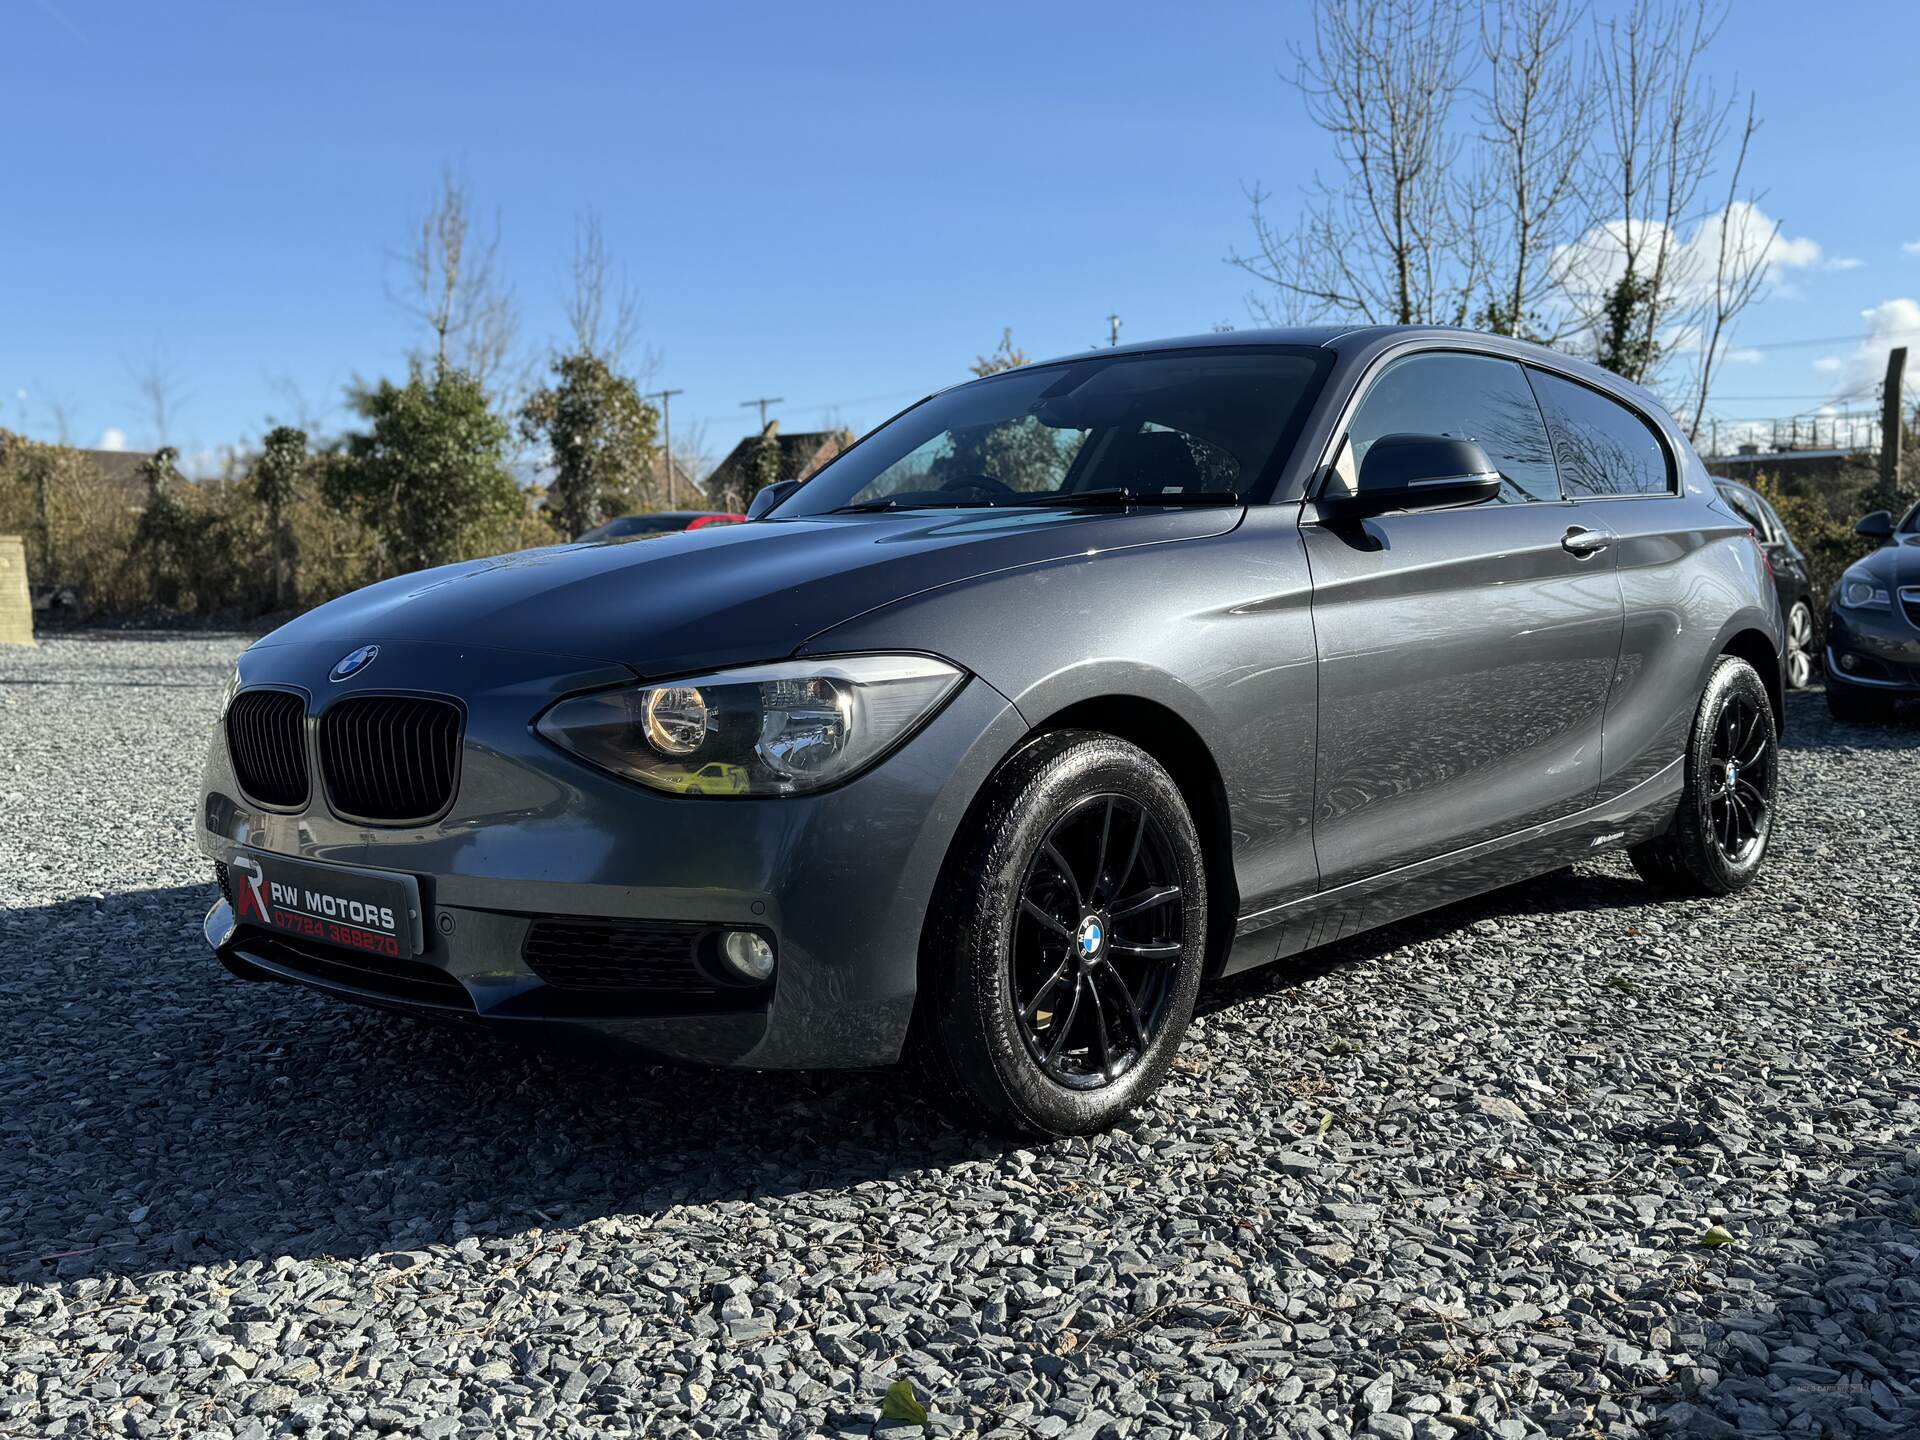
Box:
[3,634,1917,1439]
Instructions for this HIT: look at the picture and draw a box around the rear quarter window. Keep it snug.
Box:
[1716,483,1769,535]
[1528,369,1674,499]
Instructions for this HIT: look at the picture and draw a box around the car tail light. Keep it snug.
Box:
[1747,526,1772,580]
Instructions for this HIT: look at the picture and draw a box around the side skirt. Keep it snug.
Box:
[1221,755,1684,976]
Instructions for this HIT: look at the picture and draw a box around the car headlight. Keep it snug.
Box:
[1840,570,1891,611]
[220,663,243,716]
[536,655,965,796]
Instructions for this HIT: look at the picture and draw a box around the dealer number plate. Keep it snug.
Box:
[228,850,423,960]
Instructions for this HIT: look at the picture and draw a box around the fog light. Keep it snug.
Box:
[1839,653,1856,672]
[721,929,776,982]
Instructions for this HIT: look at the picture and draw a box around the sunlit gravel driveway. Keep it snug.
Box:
[3,633,1917,1440]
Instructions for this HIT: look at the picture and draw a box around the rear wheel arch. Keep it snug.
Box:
[1719,626,1783,732]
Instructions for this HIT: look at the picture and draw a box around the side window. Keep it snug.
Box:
[1753,493,1793,546]
[1716,483,1770,536]
[1344,353,1560,504]
[1529,369,1673,498]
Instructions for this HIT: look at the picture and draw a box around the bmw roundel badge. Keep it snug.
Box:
[330,644,380,682]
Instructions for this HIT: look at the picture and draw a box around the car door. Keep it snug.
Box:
[1525,368,1723,801]
[1301,350,1624,889]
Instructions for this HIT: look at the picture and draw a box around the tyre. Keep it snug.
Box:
[915,730,1208,1137]
[1629,655,1777,896]
[1825,673,1895,724]
[1783,601,1815,690]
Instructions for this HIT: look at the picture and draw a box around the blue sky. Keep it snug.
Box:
[5,0,1918,471]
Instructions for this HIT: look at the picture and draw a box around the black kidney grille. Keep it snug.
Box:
[319,695,463,824]
[226,689,310,808]
[523,917,724,992]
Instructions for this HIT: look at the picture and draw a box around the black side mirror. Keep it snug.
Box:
[1856,509,1894,539]
[746,479,800,520]
[1323,433,1502,520]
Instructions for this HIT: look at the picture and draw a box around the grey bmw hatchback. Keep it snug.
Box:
[200,327,1785,1136]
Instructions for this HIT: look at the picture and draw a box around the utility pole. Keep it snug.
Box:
[645,388,683,508]
[1881,347,1908,491]
[1107,314,1121,348]
[740,396,784,430]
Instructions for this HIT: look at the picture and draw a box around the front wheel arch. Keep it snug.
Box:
[946,696,1239,983]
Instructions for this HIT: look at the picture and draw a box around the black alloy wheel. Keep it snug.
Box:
[1705,689,1773,865]
[1630,655,1777,895]
[915,730,1208,1137]
[1012,795,1184,1089]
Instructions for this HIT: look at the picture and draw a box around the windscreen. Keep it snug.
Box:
[772,348,1331,515]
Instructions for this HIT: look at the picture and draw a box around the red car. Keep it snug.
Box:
[578,511,745,541]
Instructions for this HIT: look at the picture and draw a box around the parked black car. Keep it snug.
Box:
[1824,500,1920,721]
[1714,477,1815,689]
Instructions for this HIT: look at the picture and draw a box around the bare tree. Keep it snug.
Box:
[671,418,714,501]
[1574,0,1732,382]
[127,345,189,448]
[1477,0,1595,340]
[1682,99,1774,440]
[1230,0,1488,326]
[971,329,1030,376]
[390,166,519,390]
[564,213,648,366]
[265,372,345,443]
[38,389,79,447]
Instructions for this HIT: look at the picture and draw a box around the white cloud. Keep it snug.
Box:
[1818,297,1920,398]
[1903,240,1920,257]
[96,427,127,452]
[1812,355,1844,374]
[1553,202,1834,326]
[1824,256,1865,272]
[1721,346,1766,365]
[187,446,236,479]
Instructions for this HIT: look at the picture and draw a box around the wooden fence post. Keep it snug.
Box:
[0,535,34,645]
[1882,347,1908,491]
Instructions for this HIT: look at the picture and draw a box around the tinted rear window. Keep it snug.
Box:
[1528,370,1673,498]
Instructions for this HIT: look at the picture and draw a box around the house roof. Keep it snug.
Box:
[72,448,155,501]
[704,427,853,497]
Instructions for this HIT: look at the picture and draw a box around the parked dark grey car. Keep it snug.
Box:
[1824,499,1920,721]
[199,327,1786,1135]
[1713,476,1815,688]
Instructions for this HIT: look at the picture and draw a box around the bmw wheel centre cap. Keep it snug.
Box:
[330,645,380,682]
[1076,915,1105,960]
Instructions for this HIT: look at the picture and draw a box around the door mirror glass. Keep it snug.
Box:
[1326,433,1501,519]
[747,479,800,520]
[1856,509,1894,539]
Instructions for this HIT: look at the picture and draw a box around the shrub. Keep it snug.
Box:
[1753,460,1916,606]
[329,365,522,574]
[0,431,147,615]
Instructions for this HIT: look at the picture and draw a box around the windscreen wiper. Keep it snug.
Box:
[829,497,1001,513]
[1004,487,1243,507]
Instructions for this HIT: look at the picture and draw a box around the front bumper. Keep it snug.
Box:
[198,638,1027,1068]
[1825,601,1920,694]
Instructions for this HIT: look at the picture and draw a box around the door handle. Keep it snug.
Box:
[1562,526,1611,557]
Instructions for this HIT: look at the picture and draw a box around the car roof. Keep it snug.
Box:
[1022,325,1669,422]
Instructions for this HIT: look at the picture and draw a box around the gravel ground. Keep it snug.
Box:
[2,632,1917,1440]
